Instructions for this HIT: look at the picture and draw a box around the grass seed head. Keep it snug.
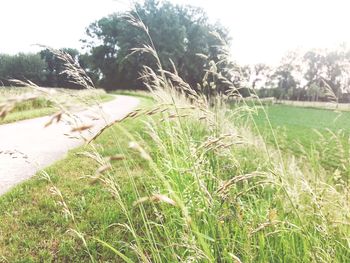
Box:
[71,124,94,132]
[133,194,177,206]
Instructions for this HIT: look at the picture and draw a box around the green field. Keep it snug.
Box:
[253,104,350,147]
[252,104,350,171]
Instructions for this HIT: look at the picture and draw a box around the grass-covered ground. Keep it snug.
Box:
[252,104,350,171]
[0,87,113,124]
[0,97,153,262]
[253,104,350,148]
[0,92,349,262]
[0,111,146,261]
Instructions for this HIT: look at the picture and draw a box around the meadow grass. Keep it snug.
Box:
[252,104,350,172]
[253,104,350,148]
[0,91,349,262]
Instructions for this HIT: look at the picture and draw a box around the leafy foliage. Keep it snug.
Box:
[0,53,47,85]
[0,48,82,88]
[82,0,231,90]
[40,48,81,88]
[256,47,350,102]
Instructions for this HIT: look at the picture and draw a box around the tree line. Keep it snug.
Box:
[1,0,230,92]
[250,48,350,103]
[0,48,81,88]
[1,0,350,102]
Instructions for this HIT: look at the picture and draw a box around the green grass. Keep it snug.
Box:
[252,104,350,170]
[0,96,349,262]
[253,105,350,147]
[0,125,139,261]
[1,107,57,124]
[0,97,152,262]
[109,90,154,101]
[0,88,114,124]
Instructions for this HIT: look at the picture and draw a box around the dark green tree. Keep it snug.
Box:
[0,53,47,85]
[40,48,81,88]
[82,0,231,90]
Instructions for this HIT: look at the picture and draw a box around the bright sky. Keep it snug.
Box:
[1,0,350,65]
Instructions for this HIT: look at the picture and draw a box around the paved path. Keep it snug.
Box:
[0,95,139,195]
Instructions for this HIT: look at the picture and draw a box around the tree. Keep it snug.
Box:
[0,53,47,85]
[40,48,81,88]
[82,0,231,90]
[251,64,271,89]
[302,48,350,102]
[270,52,300,100]
[262,47,350,102]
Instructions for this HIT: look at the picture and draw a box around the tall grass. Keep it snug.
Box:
[39,14,349,262]
[1,16,349,262]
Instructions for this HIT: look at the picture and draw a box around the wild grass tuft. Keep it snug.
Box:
[74,13,349,262]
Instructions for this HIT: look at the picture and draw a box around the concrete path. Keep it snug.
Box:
[0,95,139,195]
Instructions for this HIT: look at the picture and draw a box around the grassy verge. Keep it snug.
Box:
[108,90,154,101]
[2,108,56,124]
[0,88,114,125]
[0,93,349,262]
[0,96,151,261]
[0,122,143,261]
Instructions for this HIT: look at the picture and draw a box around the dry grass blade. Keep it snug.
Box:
[127,44,157,60]
[96,164,112,175]
[216,172,266,195]
[129,141,151,161]
[133,194,177,206]
[37,45,95,89]
[0,103,14,119]
[228,253,242,263]
[197,133,242,151]
[109,155,125,161]
[87,120,117,143]
[196,53,209,60]
[0,92,40,119]
[88,164,113,185]
[250,220,284,235]
[7,79,51,95]
[162,69,201,101]
[87,104,174,144]
[71,124,93,132]
[321,78,338,102]
[121,13,149,33]
[44,111,63,127]
[76,151,104,166]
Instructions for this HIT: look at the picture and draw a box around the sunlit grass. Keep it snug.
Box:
[0,92,349,262]
[253,104,350,147]
[252,104,350,172]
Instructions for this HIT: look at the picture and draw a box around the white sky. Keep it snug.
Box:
[1,0,350,65]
